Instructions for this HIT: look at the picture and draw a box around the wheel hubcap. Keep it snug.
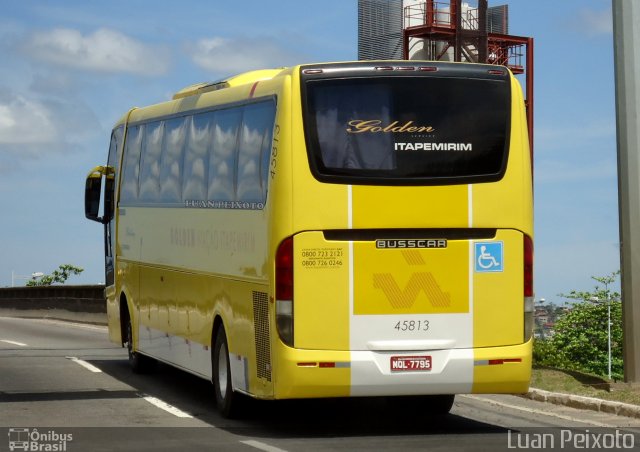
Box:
[218,342,228,396]
[127,324,133,357]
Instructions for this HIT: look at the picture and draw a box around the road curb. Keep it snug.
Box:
[522,388,640,419]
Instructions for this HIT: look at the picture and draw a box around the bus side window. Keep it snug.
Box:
[159,117,188,203]
[120,125,144,203]
[139,121,164,203]
[183,113,213,203]
[237,101,276,204]
[208,109,241,202]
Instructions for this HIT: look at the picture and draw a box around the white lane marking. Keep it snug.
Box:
[1,339,27,347]
[65,356,102,373]
[240,440,289,452]
[29,318,107,331]
[0,316,108,332]
[142,395,193,418]
[461,395,614,428]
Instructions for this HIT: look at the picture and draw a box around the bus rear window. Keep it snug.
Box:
[302,76,510,185]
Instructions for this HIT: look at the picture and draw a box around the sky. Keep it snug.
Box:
[0,0,620,304]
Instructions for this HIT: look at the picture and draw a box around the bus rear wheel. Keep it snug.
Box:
[212,326,238,417]
[424,394,455,414]
[386,394,455,415]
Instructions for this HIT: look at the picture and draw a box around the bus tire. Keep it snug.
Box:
[212,326,238,418]
[125,316,155,374]
[386,394,455,415]
[424,394,455,415]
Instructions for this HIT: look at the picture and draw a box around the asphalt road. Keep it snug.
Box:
[1,316,639,452]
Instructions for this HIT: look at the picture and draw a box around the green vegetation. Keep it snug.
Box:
[532,367,640,406]
[533,272,623,380]
[26,264,84,286]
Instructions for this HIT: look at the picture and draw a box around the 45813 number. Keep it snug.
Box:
[394,320,430,332]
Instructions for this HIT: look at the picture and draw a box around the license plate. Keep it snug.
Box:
[390,355,432,372]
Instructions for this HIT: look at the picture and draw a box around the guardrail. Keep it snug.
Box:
[0,285,106,313]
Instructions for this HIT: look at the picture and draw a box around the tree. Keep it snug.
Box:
[545,271,623,380]
[26,264,84,286]
[549,299,623,379]
[557,271,620,306]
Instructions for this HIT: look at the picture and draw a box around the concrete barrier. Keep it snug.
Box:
[0,285,107,324]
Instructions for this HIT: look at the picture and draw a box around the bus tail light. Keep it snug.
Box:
[523,235,534,341]
[276,237,294,346]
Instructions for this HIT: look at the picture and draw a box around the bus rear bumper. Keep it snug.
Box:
[272,341,532,399]
[471,339,532,394]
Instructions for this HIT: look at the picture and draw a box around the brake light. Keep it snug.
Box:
[276,237,294,346]
[523,235,534,341]
[276,237,293,300]
[524,235,533,298]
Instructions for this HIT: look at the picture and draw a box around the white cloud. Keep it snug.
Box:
[0,93,58,145]
[189,36,301,75]
[23,28,170,75]
[0,86,102,162]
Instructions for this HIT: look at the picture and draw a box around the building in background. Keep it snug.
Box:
[358,0,404,60]
[358,0,511,62]
[357,0,534,154]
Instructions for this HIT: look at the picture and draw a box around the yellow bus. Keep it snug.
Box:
[85,61,533,417]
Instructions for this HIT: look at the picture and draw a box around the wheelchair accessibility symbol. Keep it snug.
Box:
[475,242,504,273]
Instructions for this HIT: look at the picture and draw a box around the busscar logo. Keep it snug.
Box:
[376,239,447,249]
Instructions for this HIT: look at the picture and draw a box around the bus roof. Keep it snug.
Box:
[112,61,514,127]
[172,68,286,99]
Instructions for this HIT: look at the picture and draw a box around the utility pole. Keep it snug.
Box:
[613,0,640,384]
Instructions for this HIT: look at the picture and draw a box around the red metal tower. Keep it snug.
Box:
[402,0,534,153]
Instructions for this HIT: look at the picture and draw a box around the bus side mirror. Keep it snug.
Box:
[84,166,110,224]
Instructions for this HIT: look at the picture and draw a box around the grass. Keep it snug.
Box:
[531,366,640,405]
